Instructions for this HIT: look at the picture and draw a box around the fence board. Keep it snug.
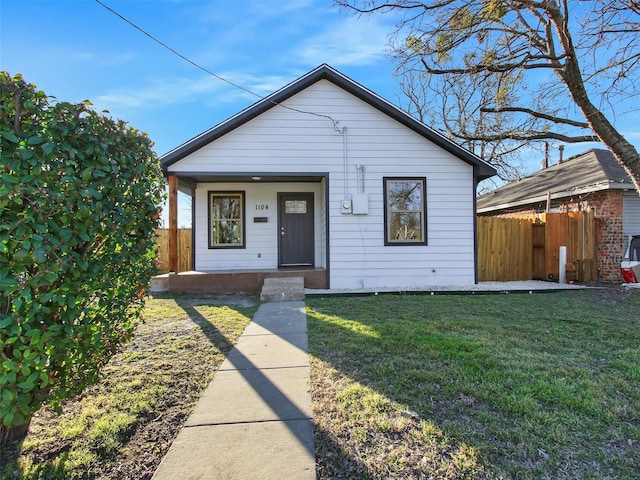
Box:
[582,210,597,282]
[156,229,192,274]
[477,217,532,281]
[532,223,546,279]
[545,213,568,279]
[477,211,597,282]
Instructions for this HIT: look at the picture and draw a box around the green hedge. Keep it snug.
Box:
[0,72,165,430]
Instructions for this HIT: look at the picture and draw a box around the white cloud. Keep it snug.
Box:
[69,50,138,67]
[92,75,225,111]
[90,70,296,116]
[248,0,317,16]
[225,72,295,95]
[296,16,391,66]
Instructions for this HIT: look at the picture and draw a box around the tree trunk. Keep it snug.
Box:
[569,84,640,194]
[552,11,640,194]
[597,134,640,196]
[0,418,31,448]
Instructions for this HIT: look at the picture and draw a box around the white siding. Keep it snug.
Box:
[623,191,640,256]
[172,80,477,289]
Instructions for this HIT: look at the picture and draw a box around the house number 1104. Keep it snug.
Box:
[255,204,269,210]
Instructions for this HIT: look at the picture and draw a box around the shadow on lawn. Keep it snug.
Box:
[305,299,492,480]
[0,295,257,480]
[305,290,640,480]
[173,296,239,355]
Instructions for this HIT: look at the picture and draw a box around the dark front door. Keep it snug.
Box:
[278,193,314,267]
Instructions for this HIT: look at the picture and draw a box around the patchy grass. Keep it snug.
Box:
[0,294,257,480]
[3,287,638,479]
[307,288,640,479]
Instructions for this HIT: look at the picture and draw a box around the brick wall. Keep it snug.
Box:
[590,191,624,282]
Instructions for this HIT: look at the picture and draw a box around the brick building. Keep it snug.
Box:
[477,149,640,282]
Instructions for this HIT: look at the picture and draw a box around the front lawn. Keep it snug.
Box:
[2,288,638,479]
[0,294,257,479]
[307,288,640,479]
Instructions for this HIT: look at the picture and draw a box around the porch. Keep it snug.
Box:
[151,268,327,294]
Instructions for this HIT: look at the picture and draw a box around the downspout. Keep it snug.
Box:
[342,125,348,199]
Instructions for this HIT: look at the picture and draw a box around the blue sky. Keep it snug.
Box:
[1,0,402,158]
[2,0,638,199]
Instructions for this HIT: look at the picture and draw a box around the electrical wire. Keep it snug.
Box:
[94,0,345,133]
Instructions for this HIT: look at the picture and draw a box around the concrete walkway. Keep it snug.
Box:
[152,301,315,480]
[305,279,589,296]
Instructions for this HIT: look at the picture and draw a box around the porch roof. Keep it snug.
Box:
[173,173,326,193]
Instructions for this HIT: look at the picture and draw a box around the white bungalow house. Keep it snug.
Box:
[160,64,496,293]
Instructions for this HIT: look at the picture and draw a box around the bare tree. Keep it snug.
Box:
[336,0,640,192]
[398,65,532,187]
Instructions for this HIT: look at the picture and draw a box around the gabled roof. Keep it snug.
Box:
[160,64,496,180]
[477,148,635,213]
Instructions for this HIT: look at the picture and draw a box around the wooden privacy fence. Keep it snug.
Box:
[477,212,597,282]
[156,229,192,274]
[477,217,533,282]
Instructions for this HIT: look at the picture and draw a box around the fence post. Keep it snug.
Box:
[559,246,567,284]
[168,175,178,273]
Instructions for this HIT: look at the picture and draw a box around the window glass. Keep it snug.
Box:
[209,192,244,248]
[384,178,427,245]
[285,200,307,214]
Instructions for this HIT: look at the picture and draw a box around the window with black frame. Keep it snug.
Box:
[208,191,245,248]
[383,177,427,245]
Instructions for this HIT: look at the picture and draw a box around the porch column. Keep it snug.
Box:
[168,174,178,273]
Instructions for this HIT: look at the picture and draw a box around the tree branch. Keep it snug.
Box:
[419,54,564,75]
[479,106,591,128]
[341,0,640,192]
[335,0,454,14]
[451,130,599,143]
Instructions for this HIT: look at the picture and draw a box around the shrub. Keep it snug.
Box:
[0,72,165,439]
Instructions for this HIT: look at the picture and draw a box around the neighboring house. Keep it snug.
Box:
[160,64,496,293]
[477,149,640,282]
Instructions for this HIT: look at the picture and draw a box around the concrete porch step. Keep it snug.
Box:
[260,277,305,303]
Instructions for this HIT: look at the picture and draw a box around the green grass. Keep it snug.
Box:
[307,289,640,479]
[1,294,256,480]
[3,289,638,479]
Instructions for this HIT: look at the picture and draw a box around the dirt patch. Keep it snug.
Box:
[152,292,258,308]
[595,283,640,301]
